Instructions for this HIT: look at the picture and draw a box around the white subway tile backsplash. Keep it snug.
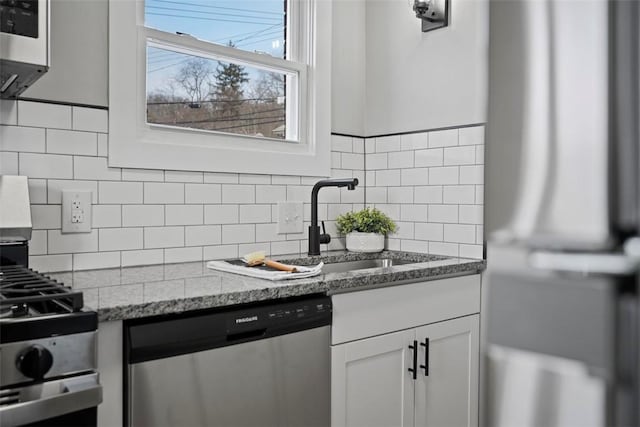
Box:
[0,100,17,125]
[30,230,47,255]
[331,135,353,152]
[374,204,400,221]
[28,179,47,203]
[203,245,239,261]
[99,181,143,204]
[255,223,284,243]
[97,134,108,157]
[459,205,483,224]
[393,222,414,239]
[428,205,458,223]
[255,186,286,204]
[145,226,184,248]
[222,184,255,204]
[271,240,300,255]
[459,165,484,184]
[0,125,45,152]
[366,187,387,203]
[428,167,459,185]
[476,225,484,244]
[342,153,364,170]
[414,148,443,167]
[73,252,121,271]
[29,254,72,272]
[414,186,442,204]
[31,205,61,229]
[185,225,222,246]
[400,133,428,151]
[239,174,271,185]
[271,175,301,185]
[443,185,475,204]
[144,183,184,204]
[0,152,18,174]
[185,184,221,204]
[388,187,413,204]
[400,168,428,186]
[388,151,414,169]
[74,156,121,181]
[222,224,255,244]
[367,153,388,170]
[165,170,204,183]
[100,228,144,251]
[204,172,239,184]
[459,126,484,146]
[165,247,203,263]
[239,242,271,257]
[444,224,476,244]
[18,101,71,129]
[386,238,401,251]
[239,204,271,223]
[400,205,428,222]
[72,107,108,133]
[353,138,365,154]
[375,135,401,152]
[122,168,164,182]
[415,223,444,241]
[443,146,475,166]
[475,185,484,204]
[20,153,73,179]
[287,185,310,202]
[204,205,239,224]
[166,205,203,225]
[428,242,459,257]
[375,169,401,187]
[428,129,458,148]
[48,180,98,204]
[93,205,122,228]
[401,239,429,253]
[122,205,164,227]
[47,129,97,156]
[48,230,98,254]
[475,146,484,164]
[100,284,143,307]
[459,244,483,259]
[121,249,164,267]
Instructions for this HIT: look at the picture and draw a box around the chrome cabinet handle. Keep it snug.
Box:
[420,338,430,376]
[408,340,418,380]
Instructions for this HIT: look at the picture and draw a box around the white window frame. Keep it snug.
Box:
[108,0,331,176]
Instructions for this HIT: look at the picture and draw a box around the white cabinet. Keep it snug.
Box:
[331,275,481,427]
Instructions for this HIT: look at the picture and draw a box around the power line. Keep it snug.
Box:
[148,59,190,73]
[145,5,282,23]
[148,0,284,16]
[236,33,284,48]
[146,12,280,25]
[214,23,282,43]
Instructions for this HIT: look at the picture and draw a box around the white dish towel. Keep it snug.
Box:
[206,260,324,281]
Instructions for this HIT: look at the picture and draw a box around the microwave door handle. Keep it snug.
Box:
[529,251,640,276]
[0,380,102,427]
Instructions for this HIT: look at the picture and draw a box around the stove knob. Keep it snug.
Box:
[16,345,53,380]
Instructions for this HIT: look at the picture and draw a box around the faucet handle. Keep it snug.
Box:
[320,221,331,245]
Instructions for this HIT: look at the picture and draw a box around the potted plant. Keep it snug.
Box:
[336,207,397,253]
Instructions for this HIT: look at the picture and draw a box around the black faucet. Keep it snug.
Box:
[308,178,359,256]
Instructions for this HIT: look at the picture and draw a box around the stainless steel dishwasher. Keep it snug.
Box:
[124,295,331,427]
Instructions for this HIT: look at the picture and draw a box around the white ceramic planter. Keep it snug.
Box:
[345,232,385,253]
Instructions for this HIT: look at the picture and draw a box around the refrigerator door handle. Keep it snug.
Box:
[529,251,640,276]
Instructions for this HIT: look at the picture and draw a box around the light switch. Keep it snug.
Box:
[277,202,303,234]
[62,190,92,233]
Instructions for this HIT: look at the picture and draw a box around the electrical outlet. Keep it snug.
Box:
[62,190,92,233]
[277,201,303,234]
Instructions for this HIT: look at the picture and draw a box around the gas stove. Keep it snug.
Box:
[0,175,102,427]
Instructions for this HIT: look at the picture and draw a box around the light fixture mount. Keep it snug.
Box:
[413,0,449,32]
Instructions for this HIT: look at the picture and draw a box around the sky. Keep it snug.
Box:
[145,0,286,98]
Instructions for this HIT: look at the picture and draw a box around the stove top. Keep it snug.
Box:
[0,265,84,318]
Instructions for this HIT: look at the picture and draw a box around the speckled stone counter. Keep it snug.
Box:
[49,251,485,322]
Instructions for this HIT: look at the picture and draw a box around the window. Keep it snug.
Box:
[109,0,331,176]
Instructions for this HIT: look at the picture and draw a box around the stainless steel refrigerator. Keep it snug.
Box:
[483,0,639,426]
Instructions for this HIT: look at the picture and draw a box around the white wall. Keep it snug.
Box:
[365,0,488,135]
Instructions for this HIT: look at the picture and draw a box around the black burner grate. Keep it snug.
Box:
[0,265,83,316]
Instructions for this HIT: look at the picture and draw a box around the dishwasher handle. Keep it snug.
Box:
[227,328,267,342]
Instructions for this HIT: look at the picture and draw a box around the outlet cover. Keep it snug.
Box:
[277,202,303,234]
[62,190,92,233]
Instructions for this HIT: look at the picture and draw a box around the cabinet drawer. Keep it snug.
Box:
[331,274,480,345]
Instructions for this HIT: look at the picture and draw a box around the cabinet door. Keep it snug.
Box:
[332,329,416,427]
[414,315,480,427]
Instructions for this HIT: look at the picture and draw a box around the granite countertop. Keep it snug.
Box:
[50,251,486,322]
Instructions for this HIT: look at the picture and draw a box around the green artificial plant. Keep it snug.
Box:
[336,207,397,236]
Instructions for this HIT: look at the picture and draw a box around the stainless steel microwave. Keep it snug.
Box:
[0,0,49,98]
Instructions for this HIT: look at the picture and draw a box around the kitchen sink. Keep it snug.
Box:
[321,258,415,274]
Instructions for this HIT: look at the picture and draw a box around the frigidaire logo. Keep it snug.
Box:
[235,316,258,324]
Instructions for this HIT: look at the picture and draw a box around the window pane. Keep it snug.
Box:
[144,0,287,59]
[147,46,291,140]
